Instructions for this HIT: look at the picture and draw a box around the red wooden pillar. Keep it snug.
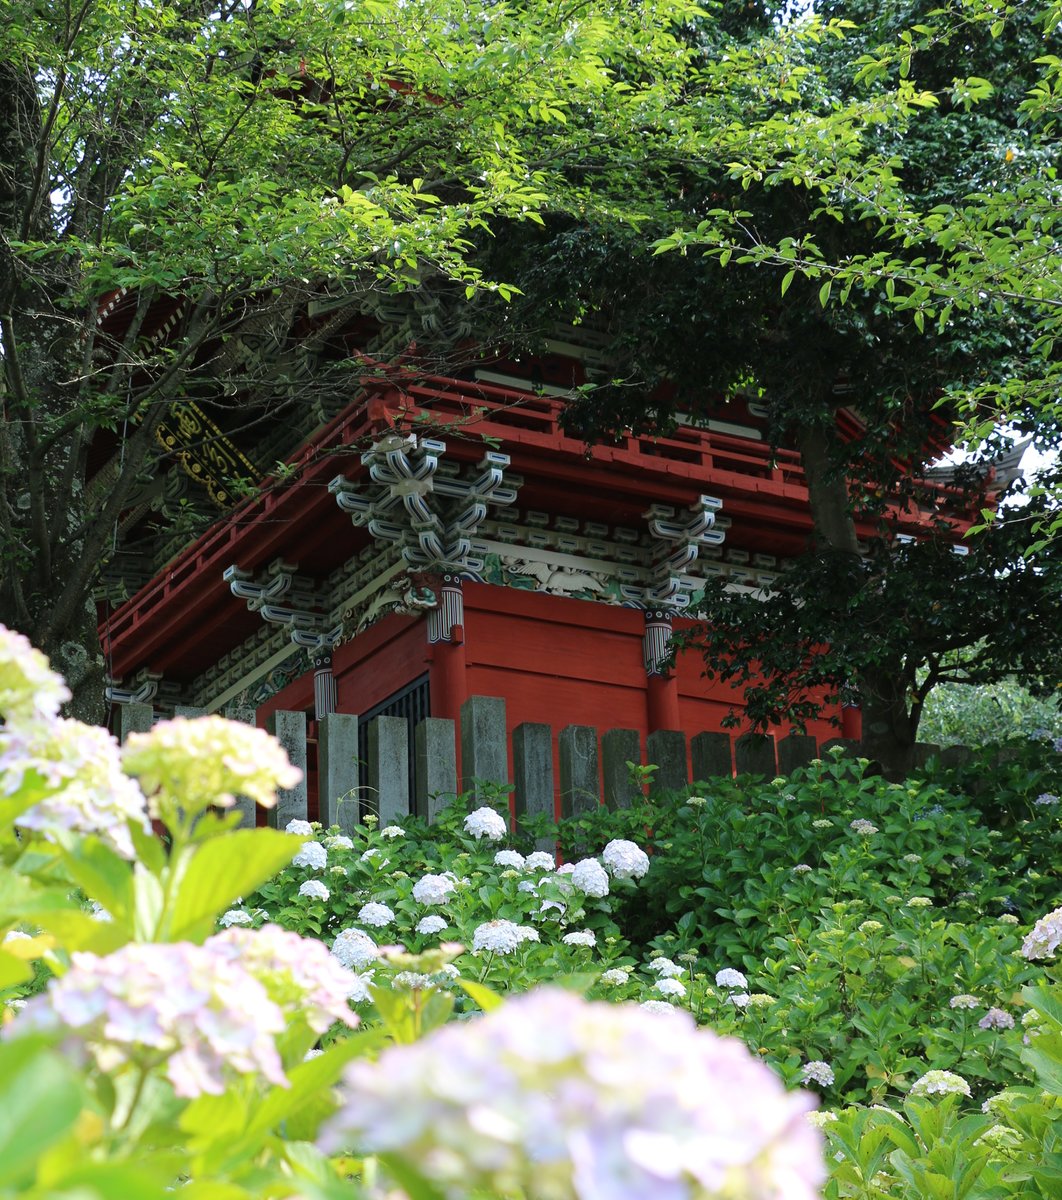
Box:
[842,701,862,740]
[643,609,680,732]
[426,575,467,724]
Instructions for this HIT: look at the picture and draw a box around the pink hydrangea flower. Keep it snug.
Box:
[208,924,359,1034]
[320,988,824,1200]
[12,927,359,1100]
[14,942,287,1098]
[4,718,150,859]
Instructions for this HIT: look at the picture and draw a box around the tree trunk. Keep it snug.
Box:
[858,667,918,779]
[795,419,916,776]
[795,424,862,556]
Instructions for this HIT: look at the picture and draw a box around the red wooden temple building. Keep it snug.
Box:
[95,301,971,814]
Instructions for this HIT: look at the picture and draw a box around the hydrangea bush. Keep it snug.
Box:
[3,622,1062,1200]
[0,626,825,1200]
[237,729,1062,1197]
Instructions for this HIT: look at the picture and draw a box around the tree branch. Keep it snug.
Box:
[36,294,218,645]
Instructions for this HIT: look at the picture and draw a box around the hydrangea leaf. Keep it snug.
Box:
[57,834,134,925]
[243,1032,387,1147]
[454,977,504,1012]
[21,907,130,955]
[166,830,300,942]
[0,1038,83,1188]
[0,948,32,989]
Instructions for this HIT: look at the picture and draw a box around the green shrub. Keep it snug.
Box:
[920,678,1062,748]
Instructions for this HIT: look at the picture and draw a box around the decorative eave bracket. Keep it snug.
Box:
[224,559,342,715]
[329,435,520,573]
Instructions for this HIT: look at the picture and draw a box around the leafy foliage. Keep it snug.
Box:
[676,508,1062,766]
[4,628,1062,1199]
[0,0,705,709]
[921,678,1062,747]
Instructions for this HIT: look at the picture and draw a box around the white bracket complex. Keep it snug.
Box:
[224,559,342,715]
[328,435,520,573]
[630,495,726,608]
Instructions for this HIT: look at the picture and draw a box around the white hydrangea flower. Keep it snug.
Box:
[906,896,933,908]
[416,915,449,936]
[517,880,538,894]
[358,902,395,928]
[393,972,435,991]
[321,989,824,1200]
[413,873,456,905]
[792,864,813,875]
[654,977,687,999]
[728,994,752,1009]
[812,818,833,830]
[2,929,30,942]
[494,849,526,869]
[600,968,630,986]
[516,926,541,944]
[463,806,508,841]
[974,1124,1023,1152]
[849,819,879,836]
[1021,906,1062,959]
[982,1090,1021,1116]
[570,858,609,898]
[640,999,677,1014]
[287,819,314,836]
[299,880,330,902]
[218,909,254,929]
[326,834,354,850]
[649,957,684,978]
[601,839,650,880]
[800,1061,835,1087]
[562,930,596,948]
[806,1110,838,1129]
[686,795,707,809]
[537,898,566,919]
[523,851,554,871]
[5,718,150,860]
[331,928,379,970]
[909,1070,971,1099]
[0,626,70,722]
[292,841,328,871]
[123,716,301,813]
[949,994,979,1010]
[380,825,405,839]
[556,862,576,875]
[715,968,748,990]
[472,920,523,954]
